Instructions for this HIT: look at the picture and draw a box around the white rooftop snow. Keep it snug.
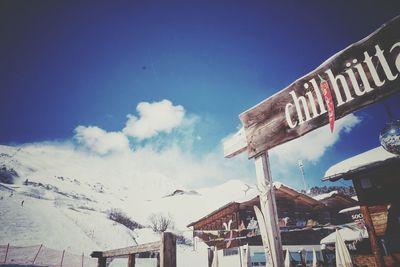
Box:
[320,226,368,244]
[313,191,338,201]
[324,147,399,180]
[339,206,361,214]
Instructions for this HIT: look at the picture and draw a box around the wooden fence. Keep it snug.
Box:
[91,232,176,267]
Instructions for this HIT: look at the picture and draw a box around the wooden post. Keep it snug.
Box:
[128,254,136,267]
[33,244,42,264]
[160,232,176,267]
[97,257,106,267]
[207,247,214,267]
[4,243,9,264]
[360,205,385,267]
[60,250,65,267]
[254,152,284,267]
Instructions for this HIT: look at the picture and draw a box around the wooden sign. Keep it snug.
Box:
[240,15,400,158]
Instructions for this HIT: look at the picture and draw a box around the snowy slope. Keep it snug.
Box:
[0,144,255,261]
[0,185,137,255]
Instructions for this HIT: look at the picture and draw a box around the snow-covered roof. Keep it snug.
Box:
[187,182,323,227]
[235,182,301,204]
[339,206,360,214]
[320,226,368,244]
[323,147,400,181]
[313,191,338,201]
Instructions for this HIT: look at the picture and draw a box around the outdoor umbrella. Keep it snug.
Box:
[211,247,219,267]
[312,248,317,267]
[335,229,353,267]
[284,250,292,267]
[242,244,251,267]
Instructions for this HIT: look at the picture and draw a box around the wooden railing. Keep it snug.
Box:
[91,232,176,267]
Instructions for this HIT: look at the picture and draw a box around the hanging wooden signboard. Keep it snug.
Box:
[240,15,400,158]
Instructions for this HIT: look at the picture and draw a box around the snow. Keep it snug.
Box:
[273,181,304,194]
[133,228,161,244]
[0,186,137,255]
[0,144,258,266]
[177,242,209,267]
[339,206,360,214]
[109,258,157,267]
[313,191,338,201]
[324,146,399,179]
[320,226,368,244]
[0,244,98,267]
[107,243,209,267]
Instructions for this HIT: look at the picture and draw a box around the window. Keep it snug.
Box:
[223,248,239,256]
[251,262,266,266]
[251,252,266,266]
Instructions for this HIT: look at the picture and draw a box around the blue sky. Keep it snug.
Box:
[0,1,399,189]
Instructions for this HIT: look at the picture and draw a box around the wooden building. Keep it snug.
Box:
[323,146,400,267]
[313,191,358,225]
[187,183,355,253]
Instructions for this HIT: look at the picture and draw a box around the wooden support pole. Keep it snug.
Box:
[60,250,65,267]
[254,152,284,267]
[81,253,84,267]
[160,232,176,267]
[4,243,9,264]
[207,247,214,267]
[32,244,43,264]
[128,254,136,267]
[360,205,385,267]
[97,257,106,267]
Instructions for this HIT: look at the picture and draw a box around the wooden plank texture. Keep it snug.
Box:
[97,257,106,267]
[99,242,161,258]
[254,152,284,266]
[370,205,388,236]
[240,15,400,158]
[160,232,176,267]
[191,203,240,229]
[223,127,248,158]
[360,205,385,267]
[128,254,135,267]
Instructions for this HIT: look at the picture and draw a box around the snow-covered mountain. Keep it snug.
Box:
[0,144,256,259]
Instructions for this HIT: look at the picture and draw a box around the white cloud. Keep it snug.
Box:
[74,126,130,155]
[12,100,363,194]
[123,100,185,140]
[164,147,252,187]
[270,113,361,164]
[66,99,254,188]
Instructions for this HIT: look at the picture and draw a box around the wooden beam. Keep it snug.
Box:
[160,232,176,267]
[223,127,247,158]
[93,242,161,258]
[255,152,284,266]
[91,251,102,258]
[360,205,385,267]
[192,203,240,229]
[128,254,135,267]
[97,257,106,267]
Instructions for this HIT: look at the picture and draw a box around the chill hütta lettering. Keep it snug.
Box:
[285,42,400,130]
